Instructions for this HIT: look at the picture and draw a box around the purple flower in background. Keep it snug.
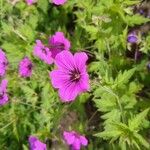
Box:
[127,32,138,43]
[139,9,144,15]
[49,51,90,102]
[49,32,70,58]
[0,79,8,106]
[19,57,33,78]
[52,0,67,5]
[0,49,8,77]
[63,131,88,150]
[25,0,37,5]
[33,40,53,65]
[29,136,47,150]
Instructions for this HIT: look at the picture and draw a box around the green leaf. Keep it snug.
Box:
[134,133,150,149]
[119,137,127,150]
[128,108,150,131]
[123,0,140,6]
[126,15,150,27]
[18,24,35,42]
[83,25,98,40]
[94,92,117,112]
[1,42,24,64]
[21,85,38,104]
[113,68,136,88]
[95,130,121,139]
[1,22,12,34]
[28,14,39,29]
[101,109,121,126]
[37,0,49,14]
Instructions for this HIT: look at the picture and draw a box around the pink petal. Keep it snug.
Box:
[79,136,88,146]
[0,79,8,92]
[49,70,70,88]
[53,32,70,50]
[58,82,79,102]
[26,0,36,5]
[72,138,81,150]
[49,32,70,58]
[29,136,46,150]
[63,131,75,145]
[52,0,67,5]
[78,73,90,91]
[35,140,47,150]
[53,32,64,41]
[74,52,88,72]
[0,94,8,106]
[54,51,75,71]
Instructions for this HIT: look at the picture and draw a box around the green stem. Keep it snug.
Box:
[0,119,15,131]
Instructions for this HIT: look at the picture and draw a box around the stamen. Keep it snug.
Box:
[70,69,81,82]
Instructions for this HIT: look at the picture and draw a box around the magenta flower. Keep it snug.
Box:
[51,0,67,5]
[19,57,33,78]
[48,32,70,58]
[25,0,37,5]
[0,79,8,106]
[63,131,88,150]
[0,49,8,77]
[33,40,53,65]
[49,51,90,102]
[29,136,47,150]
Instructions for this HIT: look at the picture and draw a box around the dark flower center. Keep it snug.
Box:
[28,64,33,70]
[51,42,65,50]
[41,47,48,55]
[0,92,4,100]
[70,69,81,82]
[2,61,8,67]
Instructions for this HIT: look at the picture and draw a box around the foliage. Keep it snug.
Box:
[0,0,150,149]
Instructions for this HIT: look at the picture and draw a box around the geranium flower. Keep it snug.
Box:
[25,0,37,5]
[0,79,8,106]
[19,57,33,78]
[33,40,53,65]
[127,32,138,43]
[63,131,88,150]
[0,49,8,77]
[49,32,70,58]
[29,136,47,150]
[49,51,90,102]
[51,0,67,5]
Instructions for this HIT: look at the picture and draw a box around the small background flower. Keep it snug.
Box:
[49,32,70,58]
[0,49,8,77]
[33,40,53,65]
[0,79,8,106]
[29,136,47,150]
[127,32,138,43]
[25,0,37,5]
[63,131,88,150]
[51,0,67,5]
[19,57,33,78]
